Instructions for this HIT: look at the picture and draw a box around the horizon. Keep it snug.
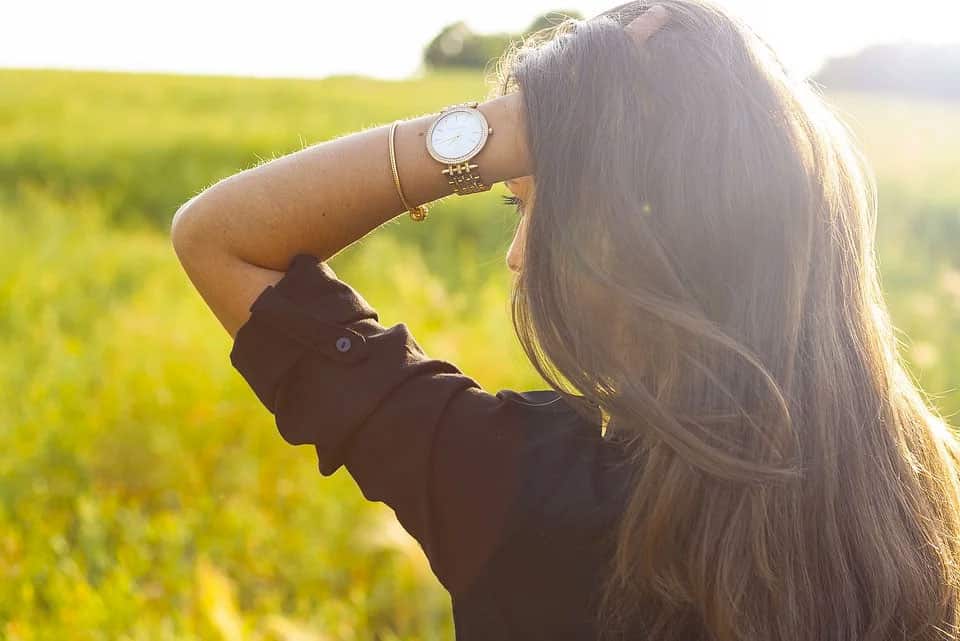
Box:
[3,0,958,83]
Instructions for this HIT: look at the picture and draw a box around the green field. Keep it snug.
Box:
[1,67,959,640]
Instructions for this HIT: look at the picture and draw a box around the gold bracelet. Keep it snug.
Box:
[388,120,429,222]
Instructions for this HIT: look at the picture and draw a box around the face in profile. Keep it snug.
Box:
[504,175,534,273]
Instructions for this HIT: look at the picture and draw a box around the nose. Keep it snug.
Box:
[507,255,520,273]
[506,241,523,273]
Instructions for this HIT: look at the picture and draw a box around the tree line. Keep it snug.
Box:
[424,13,960,101]
[423,10,583,70]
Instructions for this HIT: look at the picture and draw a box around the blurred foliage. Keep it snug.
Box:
[0,67,958,639]
[423,22,515,70]
[423,10,583,69]
[523,9,585,34]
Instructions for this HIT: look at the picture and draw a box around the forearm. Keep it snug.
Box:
[171,92,531,271]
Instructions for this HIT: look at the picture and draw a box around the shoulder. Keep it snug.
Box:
[491,388,604,432]
[481,387,632,539]
[440,386,613,489]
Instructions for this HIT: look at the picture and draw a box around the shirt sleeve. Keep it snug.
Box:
[228,253,605,597]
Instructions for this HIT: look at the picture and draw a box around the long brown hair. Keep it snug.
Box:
[489,1,960,639]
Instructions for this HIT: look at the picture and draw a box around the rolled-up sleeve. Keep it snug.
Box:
[229,253,537,596]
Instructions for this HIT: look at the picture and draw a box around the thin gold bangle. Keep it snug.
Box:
[389,120,429,222]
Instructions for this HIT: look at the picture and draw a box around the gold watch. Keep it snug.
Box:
[425,101,493,195]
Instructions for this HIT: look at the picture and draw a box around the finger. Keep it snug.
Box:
[625,5,671,44]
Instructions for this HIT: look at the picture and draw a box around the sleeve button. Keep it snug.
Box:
[335,336,352,352]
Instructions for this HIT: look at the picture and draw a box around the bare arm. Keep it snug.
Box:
[170,92,531,338]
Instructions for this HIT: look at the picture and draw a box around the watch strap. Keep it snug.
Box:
[442,162,490,195]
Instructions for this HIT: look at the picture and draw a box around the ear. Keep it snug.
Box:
[624,5,671,45]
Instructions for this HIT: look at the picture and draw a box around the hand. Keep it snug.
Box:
[475,92,532,180]
[502,91,532,176]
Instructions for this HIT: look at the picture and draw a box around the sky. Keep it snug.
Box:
[2,0,958,81]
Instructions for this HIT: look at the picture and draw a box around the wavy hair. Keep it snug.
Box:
[489,1,960,639]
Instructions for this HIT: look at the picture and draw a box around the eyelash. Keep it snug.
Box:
[500,194,525,216]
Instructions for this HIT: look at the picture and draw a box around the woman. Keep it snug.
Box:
[170,1,960,639]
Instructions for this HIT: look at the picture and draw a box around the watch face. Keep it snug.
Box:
[427,108,489,163]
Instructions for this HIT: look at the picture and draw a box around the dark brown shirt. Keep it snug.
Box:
[230,253,634,640]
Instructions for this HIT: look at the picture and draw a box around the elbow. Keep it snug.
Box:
[170,204,193,263]
[171,179,238,260]
[170,196,206,262]
[170,199,208,268]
